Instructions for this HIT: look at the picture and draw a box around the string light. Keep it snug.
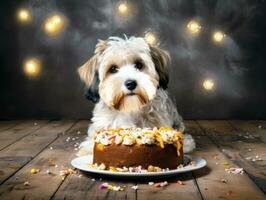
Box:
[203,79,215,91]
[23,58,41,77]
[144,32,158,46]
[17,8,32,23]
[213,31,225,43]
[187,20,201,35]
[43,14,65,36]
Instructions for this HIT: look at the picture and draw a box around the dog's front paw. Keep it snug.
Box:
[183,133,195,153]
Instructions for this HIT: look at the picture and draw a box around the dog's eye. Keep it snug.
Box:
[109,65,118,74]
[134,61,143,70]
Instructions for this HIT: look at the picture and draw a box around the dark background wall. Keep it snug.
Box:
[0,0,266,119]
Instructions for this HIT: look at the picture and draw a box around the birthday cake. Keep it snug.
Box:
[93,127,183,170]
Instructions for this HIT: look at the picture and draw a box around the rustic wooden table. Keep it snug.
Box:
[0,120,265,200]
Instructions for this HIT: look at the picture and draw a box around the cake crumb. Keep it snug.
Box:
[131,185,138,190]
[221,178,228,183]
[24,181,30,186]
[154,181,168,187]
[177,180,185,185]
[30,168,40,174]
[225,167,244,175]
[99,182,124,191]
[59,168,76,180]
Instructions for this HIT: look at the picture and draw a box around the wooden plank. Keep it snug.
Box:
[0,120,75,185]
[197,120,266,194]
[0,120,23,132]
[192,135,266,200]
[229,120,266,143]
[184,120,205,136]
[136,173,202,200]
[0,120,49,151]
[53,176,136,200]
[0,120,87,200]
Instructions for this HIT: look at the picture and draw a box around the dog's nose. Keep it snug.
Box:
[125,79,137,91]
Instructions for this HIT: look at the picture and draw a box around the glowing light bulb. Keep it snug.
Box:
[203,79,215,91]
[43,14,65,36]
[23,58,41,77]
[187,20,201,34]
[144,32,158,46]
[17,8,32,23]
[117,2,129,15]
[213,31,225,43]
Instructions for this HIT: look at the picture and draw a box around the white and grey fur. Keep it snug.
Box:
[77,36,195,156]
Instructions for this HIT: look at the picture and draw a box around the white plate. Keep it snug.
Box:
[71,155,207,178]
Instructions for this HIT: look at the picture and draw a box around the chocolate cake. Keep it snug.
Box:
[92,127,183,170]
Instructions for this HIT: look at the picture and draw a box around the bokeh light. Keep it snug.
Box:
[17,8,32,23]
[43,14,65,36]
[187,20,201,35]
[213,31,225,43]
[23,58,41,77]
[203,79,215,91]
[116,2,131,16]
[144,32,158,46]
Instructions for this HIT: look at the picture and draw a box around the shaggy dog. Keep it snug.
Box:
[77,36,195,156]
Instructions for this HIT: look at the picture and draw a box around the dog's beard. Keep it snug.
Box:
[113,90,149,112]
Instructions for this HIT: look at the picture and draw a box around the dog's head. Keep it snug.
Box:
[78,36,170,112]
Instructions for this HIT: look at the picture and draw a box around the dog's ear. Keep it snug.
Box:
[78,39,108,103]
[149,46,170,90]
[85,72,100,103]
[78,39,108,86]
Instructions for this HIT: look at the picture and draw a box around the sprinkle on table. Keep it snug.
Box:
[98,182,125,191]
[177,180,185,185]
[225,167,244,175]
[131,185,138,190]
[24,181,30,186]
[154,181,168,187]
[30,168,40,174]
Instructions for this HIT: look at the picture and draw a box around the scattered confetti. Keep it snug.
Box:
[30,168,40,174]
[220,161,230,166]
[24,181,30,186]
[131,185,138,190]
[154,181,168,187]
[177,180,185,185]
[225,167,244,175]
[59,168,76,180]
[98,182,124,191]
[99,182,109,189]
